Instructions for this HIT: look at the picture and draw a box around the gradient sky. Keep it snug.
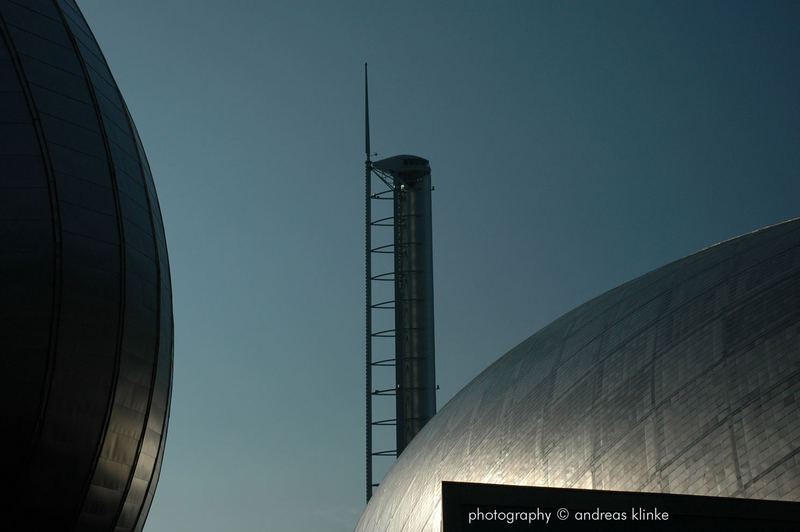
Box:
[75,1,800,530]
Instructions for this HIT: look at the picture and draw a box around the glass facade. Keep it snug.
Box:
[357,218,800,531]
[0,1,172,530]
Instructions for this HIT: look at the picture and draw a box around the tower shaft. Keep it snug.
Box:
[391,163,436,453]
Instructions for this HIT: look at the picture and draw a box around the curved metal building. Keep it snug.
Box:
[357,218,800,531]
[0,1,172,530]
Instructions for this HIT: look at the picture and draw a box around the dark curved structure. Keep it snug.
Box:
[357,218,800,531]
[0,1,172,530]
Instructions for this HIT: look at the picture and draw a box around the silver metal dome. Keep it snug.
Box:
[357,218,800,531]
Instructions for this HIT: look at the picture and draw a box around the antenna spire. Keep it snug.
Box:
[365,62,371,162]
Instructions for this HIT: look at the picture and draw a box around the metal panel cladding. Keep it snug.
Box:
[373,154,437,455]
[0,1,173,530]
[356,218,800,531]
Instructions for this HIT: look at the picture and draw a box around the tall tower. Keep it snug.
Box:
[364,65,436,501]
[374,155,436,453]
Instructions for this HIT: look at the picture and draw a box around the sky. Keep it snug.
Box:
[74,1,800,530]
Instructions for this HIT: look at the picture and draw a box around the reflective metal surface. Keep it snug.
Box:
[373,155,437,456]
[357,218,800,531]
[0,1,172,530]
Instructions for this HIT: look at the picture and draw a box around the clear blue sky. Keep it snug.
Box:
[77,1,799,530]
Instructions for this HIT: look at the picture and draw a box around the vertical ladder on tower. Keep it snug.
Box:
[364,63,398,501]
[365,145,399,500]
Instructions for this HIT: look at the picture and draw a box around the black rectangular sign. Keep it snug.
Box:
[442,481,799,531]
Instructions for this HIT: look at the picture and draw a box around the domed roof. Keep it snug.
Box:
[0,1,172,529]
[357,218,800,531]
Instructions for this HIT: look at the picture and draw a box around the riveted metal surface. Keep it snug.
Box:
[357,218,800,531]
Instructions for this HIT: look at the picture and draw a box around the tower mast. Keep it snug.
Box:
[364,62,373,502]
